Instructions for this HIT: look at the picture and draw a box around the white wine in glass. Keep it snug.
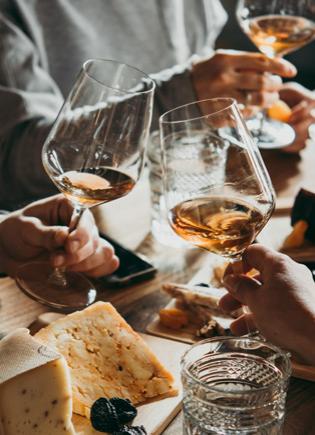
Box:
[16,59,155,311]
[237,0,315,149]
[242,14,315,58]
[160,98,275,269]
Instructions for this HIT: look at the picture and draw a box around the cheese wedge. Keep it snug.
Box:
[0,330,75,435]
[35,302,177,418]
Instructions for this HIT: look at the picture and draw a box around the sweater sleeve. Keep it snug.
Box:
[150,56,200,130]
[0,10,62,210]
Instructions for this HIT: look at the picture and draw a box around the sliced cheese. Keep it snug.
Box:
[35,302,177,418]
[0,330,75,435]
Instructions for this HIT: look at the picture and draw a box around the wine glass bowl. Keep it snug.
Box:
[43,59,154,209]
[16,59,155,311]
[237,0,315,58]
[160,98,275,260]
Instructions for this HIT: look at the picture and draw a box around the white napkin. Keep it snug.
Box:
[0,328,61,384]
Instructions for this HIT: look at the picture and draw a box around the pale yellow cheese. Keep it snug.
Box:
[73,414,99,435]
[35,302,177,418]
[0,357,75,435]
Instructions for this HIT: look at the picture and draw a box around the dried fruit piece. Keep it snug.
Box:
[282,220,308,249]
[268,100,292,122]
[110,398,137,424]
[159,307,189,329]
[113,425,147,435]
[196,319,226,338]
[90,398,120,432]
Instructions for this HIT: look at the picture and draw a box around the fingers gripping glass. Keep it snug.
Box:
[160,98,275,326]
[16,59,155,311]
[237,0,315,149]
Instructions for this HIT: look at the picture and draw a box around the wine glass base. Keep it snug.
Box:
[16,262,97,312]
[247,118,295,149]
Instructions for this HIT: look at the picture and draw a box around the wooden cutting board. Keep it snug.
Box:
[146,257,232,345]
[257,215,315,262]
[72,333,189,435]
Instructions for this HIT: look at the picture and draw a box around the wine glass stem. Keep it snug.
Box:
[49,206,85,287]
[229,255,252,334]
[259,109,266,133]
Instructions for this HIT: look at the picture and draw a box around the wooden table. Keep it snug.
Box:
[1,143,315,434]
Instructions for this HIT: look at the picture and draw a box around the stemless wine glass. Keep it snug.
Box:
[160,98,275,274]
[237,0,315,149]
[16,59,155,311]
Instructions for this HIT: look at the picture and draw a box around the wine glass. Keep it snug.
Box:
[16,59,155,311]
[237,0,315,149]
[160,98,275,284]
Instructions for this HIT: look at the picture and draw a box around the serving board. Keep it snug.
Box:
[146,258,227,345]
[257,215,315,262]
[72,333,189,435]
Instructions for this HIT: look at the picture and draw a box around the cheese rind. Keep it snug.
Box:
[35,302,177,417]
[0,357,75,435]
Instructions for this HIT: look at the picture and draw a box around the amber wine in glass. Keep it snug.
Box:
[16,59,155,311]
[160,98,275,271]
[237,0,315,149]
[243,15,315,58]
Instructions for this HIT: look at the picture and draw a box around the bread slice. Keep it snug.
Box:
[35,302,177,418]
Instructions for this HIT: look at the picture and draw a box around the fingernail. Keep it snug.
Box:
[70,240,80,253]
[287,64,297,75]
[54,255,65,267]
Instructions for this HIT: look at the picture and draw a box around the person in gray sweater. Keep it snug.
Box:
[0,0,297,209]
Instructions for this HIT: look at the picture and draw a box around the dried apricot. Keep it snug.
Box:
[268,100,292,123]
[159,308,189,329]
[282,220,308,249]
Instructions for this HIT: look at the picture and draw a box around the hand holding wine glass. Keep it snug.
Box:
[237,0,315,149]
[16,59,155,311]
[0,195,119,278]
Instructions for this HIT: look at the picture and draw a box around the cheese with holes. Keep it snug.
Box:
[0,330,75,435]
[35,302,177,417]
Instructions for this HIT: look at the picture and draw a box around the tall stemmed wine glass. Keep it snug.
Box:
[160,98,275,291]
[16,59,155,311]
[237,0,315,149]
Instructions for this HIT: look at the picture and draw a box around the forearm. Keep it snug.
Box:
[0,119,57,210]
[0,213,9,275]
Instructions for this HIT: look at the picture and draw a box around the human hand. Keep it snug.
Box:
[219,244,315,365]
[0,195,119,278]
[279,82,315,153]
[192,50,296,110]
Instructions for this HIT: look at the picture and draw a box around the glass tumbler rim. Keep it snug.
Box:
[181,336,291,396]
[159,97,237,125]
[82,58,156,95]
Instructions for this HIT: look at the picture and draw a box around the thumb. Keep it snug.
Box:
[23,218,69,251]
[223,274,261,306]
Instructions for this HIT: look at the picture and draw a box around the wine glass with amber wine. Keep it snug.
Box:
[237,0,315,149]
[16,59,155,311]
[160,98,275,282]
